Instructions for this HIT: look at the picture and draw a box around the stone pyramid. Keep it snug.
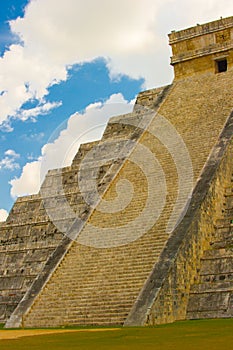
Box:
[1,16,233,328]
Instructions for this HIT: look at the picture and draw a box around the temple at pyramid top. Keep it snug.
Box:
[169,16,233,78]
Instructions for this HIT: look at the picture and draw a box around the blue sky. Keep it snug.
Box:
[0,0,233,220]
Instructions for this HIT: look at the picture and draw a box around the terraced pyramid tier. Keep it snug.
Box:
[187,189,233,320]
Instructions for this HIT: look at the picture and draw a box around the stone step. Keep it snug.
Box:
[223,195,233,210]
[186,309,233,320]
[26,299,138,325]
[63,316,129,324]
[26,315,127,324]
[203,248,233,259]
[56,259,156,271]
[28,295,135,306]
[68,244,168,255]
[56,257,156,268]
[36,291,141,305]
[199,272,233,284]
[61,261,153,270]
[26,316,125,327]
[51,274,146,293]
[54,262,152,272]
[55,262,159,274]
[49,279,148,291]
[64,320,125,326]
[41,291,139,300]
[28,307,132,318]
[199,256,233,275]
[209,238,233,249]
[63,249,165,264]
[223,207,233,215]
[67,237,168,251]
[187,290,231,312]
[224,187,233,196]
[36,281,142,293]
[64,247,166,262]
[29,305,133,316]
[214,227,233,241]
[215,226,233,238]
[190,281,233,293]
[215,218,233,228]
[50,275,149,286]
[62,251,165,263]
[39,295,139,305]
[41,292,142,303]
[72,141,100,165]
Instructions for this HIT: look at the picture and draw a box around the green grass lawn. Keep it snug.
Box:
[1,319,233,350]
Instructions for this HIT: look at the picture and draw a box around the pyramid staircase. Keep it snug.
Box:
[4,86,172,328]
[20,225,169,327]
[0,105,153,324]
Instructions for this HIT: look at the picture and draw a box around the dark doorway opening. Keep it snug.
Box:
[216,59,228,73]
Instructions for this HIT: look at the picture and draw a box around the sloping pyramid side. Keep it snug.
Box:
[186,145,233,320]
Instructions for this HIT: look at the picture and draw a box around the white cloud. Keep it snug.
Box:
[5,149,20,158]
[18,101,62,121]
[0,43,67,124]
[0,209,8,222]
[10,160,41,198]
[2,0,233,126]
[10,93,134,197]
[0,122,14,133]
[0,149,20,171]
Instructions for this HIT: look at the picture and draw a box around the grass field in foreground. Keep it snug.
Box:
[1,319,233,350]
